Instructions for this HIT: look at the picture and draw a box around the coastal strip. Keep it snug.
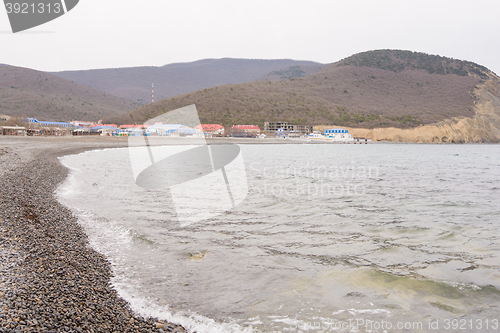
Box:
[0,137,186,333]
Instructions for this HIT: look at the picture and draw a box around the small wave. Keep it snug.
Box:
[112,287,254,333]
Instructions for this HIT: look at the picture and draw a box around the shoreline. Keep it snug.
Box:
[0,136,185,332]
[1,135,496,331]
[2,135,497,145]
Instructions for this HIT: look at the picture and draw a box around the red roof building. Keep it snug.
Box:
[231,125,260,137]
[195,124,224,136]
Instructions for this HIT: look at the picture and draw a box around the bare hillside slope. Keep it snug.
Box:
[0,64,139,121]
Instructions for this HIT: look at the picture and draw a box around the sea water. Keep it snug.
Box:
[57,143,500,332]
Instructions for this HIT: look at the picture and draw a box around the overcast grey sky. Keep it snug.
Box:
[1,0,499,74]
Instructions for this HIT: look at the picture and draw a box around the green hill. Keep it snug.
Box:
[104,50,491,130]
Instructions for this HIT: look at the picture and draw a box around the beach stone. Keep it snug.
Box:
[0,137,186,333]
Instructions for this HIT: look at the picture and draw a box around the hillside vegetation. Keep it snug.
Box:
[0,65,139,121]
[105,50,487,131]
[341,49,490,77]
[259,64,325,81]
[51,59,322,105]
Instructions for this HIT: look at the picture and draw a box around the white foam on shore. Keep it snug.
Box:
[75,211,253,333]
[57,152,254,333]
[114,287,254,333]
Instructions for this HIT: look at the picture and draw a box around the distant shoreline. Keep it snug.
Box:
[3,135,376,146]
[2,135,497,146]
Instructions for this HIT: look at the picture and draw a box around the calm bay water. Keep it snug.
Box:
[57,143,500,332]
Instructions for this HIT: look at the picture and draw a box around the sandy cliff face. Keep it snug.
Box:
[325,74,500,143]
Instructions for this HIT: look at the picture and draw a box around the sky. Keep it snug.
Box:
[1,0,499,74]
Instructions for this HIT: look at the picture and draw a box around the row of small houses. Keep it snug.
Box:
[76,124,263,137]
[0,118,263,138]
[1,119,315,138]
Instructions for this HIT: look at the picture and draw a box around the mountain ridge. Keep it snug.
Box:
[51,58,323,104]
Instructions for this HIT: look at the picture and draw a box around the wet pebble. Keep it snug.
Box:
[0,140,187,332]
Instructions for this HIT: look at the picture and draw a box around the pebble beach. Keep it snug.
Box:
[0,136,186,333]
